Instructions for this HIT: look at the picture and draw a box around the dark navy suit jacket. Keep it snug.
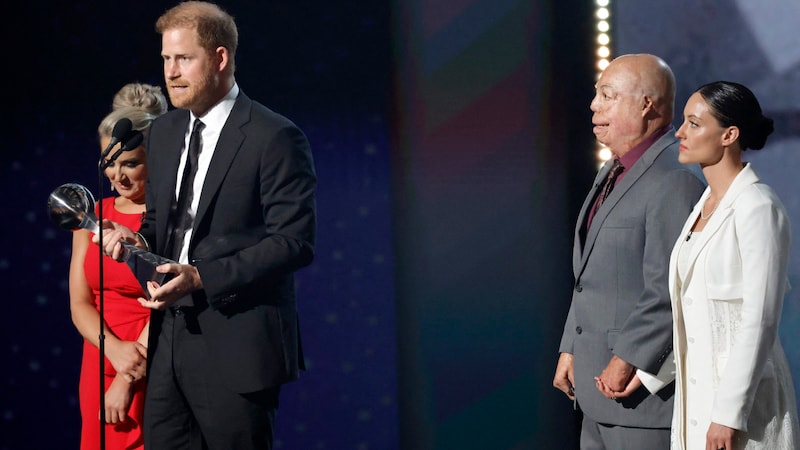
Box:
[140,91,316,393]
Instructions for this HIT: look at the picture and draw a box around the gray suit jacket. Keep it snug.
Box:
[559,130,704,428]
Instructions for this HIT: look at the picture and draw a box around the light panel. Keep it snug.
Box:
[595,0,613,165]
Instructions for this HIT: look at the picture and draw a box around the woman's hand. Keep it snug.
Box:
[101,374,135,424]
[706,422,736,450]
[105,339,147,382]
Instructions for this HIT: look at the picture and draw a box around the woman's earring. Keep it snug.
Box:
[110,184,115,192]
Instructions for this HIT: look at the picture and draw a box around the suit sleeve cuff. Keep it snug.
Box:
[637,350,675,394]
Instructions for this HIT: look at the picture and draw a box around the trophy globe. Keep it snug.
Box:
[47,183,101,234]
[47,183,173,296]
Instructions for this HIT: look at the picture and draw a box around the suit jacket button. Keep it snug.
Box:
[576,326,583,334]
[575,284,583,292]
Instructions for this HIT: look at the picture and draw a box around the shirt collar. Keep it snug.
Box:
[189,83,239,131]
[618,124,670,170]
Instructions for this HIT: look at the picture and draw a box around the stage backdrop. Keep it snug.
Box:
[392,1,594,448]
[614,0,800,412]
[16,1,795,449]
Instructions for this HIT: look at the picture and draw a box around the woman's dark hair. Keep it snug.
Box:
[696,81,774,151]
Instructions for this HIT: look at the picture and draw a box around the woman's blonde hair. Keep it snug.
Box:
[111,83,168,115]
[98,83,168,140]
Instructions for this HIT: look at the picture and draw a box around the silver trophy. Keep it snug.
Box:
[48,183,173,296]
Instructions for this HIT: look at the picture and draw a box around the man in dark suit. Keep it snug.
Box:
[552,54,704,449]
[97,2,316,448]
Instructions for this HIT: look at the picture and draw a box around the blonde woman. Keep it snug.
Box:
[68,83,166,450]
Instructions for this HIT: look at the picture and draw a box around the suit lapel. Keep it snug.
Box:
[155,112,192,254]
[682,163,760,274]
[574,163,611,274]
[669,187,710,293]
[669,190,706,296]
[683,202,730,276]
[194,93,251,234]
[577,132,675,275]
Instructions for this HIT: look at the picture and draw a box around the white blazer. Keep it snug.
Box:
[668,163,799,449]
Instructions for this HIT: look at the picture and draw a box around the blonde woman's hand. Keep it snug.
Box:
[101,374,135,424]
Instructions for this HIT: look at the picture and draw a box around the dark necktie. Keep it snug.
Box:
[582,158,624,245]
[597,158,624,207]
[170,119,205,260]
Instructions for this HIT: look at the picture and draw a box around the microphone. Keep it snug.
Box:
[103,130,144,169]
[100,118,133,160]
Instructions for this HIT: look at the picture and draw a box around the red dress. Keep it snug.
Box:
[79,197,149,450]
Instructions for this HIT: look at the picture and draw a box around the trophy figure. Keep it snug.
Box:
[47,183,173,296]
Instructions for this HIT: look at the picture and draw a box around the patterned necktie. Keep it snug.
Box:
[170,119,205,260]
[597,158,624,207]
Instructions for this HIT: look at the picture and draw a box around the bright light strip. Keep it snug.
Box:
[595,0,613,163]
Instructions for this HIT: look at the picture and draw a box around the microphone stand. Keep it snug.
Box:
[93,129,141,449]
[88,124,141,449]
[96,155,107,450]
[90,116,131,450]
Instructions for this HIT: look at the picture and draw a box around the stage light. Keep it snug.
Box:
[595,0,613,165]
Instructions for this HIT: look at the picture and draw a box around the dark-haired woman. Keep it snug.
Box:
[669,81,800,450]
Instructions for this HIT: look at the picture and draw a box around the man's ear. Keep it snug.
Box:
[641,96,655,118]
[215,46,229,72]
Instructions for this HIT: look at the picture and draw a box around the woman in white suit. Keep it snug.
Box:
[670,81,800,450]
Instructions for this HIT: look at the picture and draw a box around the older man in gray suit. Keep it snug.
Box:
[553,54,704,449]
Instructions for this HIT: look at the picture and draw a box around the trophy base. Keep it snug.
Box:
[123,244,175,298]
